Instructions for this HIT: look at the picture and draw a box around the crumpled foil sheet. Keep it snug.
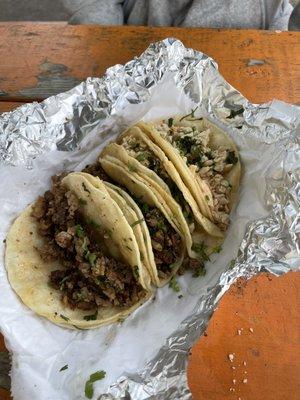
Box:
[0,38,299,399]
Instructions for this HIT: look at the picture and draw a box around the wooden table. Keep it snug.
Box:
[0,23,299,399]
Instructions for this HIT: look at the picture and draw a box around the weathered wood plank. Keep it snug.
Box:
[0,23,299,104]
[0,101,25,113]
[188,271,300,400]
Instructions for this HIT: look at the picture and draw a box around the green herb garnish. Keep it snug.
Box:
[176,135,196,156]
[179,106,199,121]
[168,118,174,127]
[194,266,206,277]
[79,198,87,205]
[226,151,238,165]
[60,314,69,322]
[84,310,98,321]
[88,219,100,229]
[136,153,146,162]
[133,266,139,280]
[205,195,210,201]
[229,259,236,269]
[192,242,210,261]
[128,164,137,172]
[140,202,149,214]
[76,224,85,238]
[59,275,70,290]
[169,276,180,292]
[59,365,68,372]
[85,370,106,399]
[87,252,97,267]
[130,218,144,228]
[212,245,222,254]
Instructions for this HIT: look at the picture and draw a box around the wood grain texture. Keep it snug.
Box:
[188,272,300,400]
[0,23,299,104]
[0,102,24,113]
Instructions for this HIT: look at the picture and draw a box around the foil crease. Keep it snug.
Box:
[0,38,299,399]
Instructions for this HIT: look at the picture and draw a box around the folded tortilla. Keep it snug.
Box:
[99,157,186,287]
[137,117,241,233]
[5,172,152,329]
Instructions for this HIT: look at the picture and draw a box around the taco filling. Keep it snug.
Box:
[84,161,205,280]
[121,136,195,230]
[135,199,182,280]
[84,162,183,280]
[154,121,238,230]
[31,175,145,311]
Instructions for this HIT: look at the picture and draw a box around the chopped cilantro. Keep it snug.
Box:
[179,106,199,121]
[59,275,70,290]
[76,224,85,238]
[128,164,137,172]
[193,266,206,277]
[59,365,68,372]
[87,252,97,267]
[60,314,69,322]
[157,219,167,232]
[81,238,89,257]
[212,245,222,254]
[229,259,236,269]
[226,151,238,165]
[84,310,98,321]
[176,135,195,156]
[133,266,139,280]
[168,118,174,127]
[85,370,106,399]
[88,219,100,229]
[79,198,87,205]
[192,242,210,261]
[130,218,144,228]
[140,202,149,214]
[169,276,180,292]
[82,182,90,193]
[136,153,146,162]
[205,195,210,201]
[227,107,244,119]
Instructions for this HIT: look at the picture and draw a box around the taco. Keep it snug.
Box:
[103,126,224,243]
[5,172,152,329]
[137,117,241,232]
[97,157,190,286]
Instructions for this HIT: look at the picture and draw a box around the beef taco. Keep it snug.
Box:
[98,157,188,286]
[137,117,241,232]
[5,172,152,329]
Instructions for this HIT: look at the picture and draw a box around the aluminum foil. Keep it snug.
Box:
[0,38,299,400]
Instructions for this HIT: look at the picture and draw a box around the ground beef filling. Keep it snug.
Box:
[122,138,195,228]
[31,175,145,311]
[136,202,182,280]
[82,163,110,181]
[82,161,202,278]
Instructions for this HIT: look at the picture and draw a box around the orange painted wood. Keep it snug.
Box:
[188,272,300,400]
[0,23,299,104]
[0,102,24,113]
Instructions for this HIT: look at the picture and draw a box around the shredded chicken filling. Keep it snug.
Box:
[155,121,238,230]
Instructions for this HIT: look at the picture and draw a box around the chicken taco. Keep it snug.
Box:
[137,117,241,232]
